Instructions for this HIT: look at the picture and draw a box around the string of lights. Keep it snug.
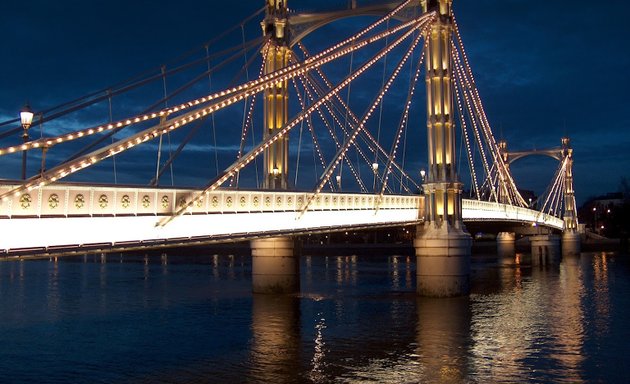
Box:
[300,72,388,186]
[0,14,427,203]
[299,43,419,192]
[452,16,527,207]
[290,76,337,191]
[539,156,568,217]
[156,15,433,227]
[302,70,410,195]
[451,41,496,202]
[376,37,427,210]
[0,14,424,161]
[230,42,270,187]
[298,22,430,218]
[294,74,368,193]
[452,50,481,200]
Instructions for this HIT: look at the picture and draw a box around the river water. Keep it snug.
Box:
[0,249,628,383]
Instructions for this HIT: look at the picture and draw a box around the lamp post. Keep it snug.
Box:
[335,174,342,190]
[20,104,34,180]
[420,169,426,194]
[372,162,378,191]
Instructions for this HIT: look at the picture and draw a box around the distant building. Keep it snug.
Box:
[579,192,626,236]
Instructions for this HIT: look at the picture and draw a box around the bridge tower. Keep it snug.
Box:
[250,0,299,294]
[414,0,472,297]
[561,137,580,256]
[261,0,290,190]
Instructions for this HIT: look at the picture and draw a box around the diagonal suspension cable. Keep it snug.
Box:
[231,42,270,187]
[298,43,419,192]
[299,72,402,194]
[155,15,433,227]
[290,77,336,191]
[295,73,368,192]
[0,33,267,143]
[1,35,267,166]
[451,40,492,201]
[0,17,425,202]
[375,33,427,210]
[151,36,268,186]
[452,15,526,207]
[452,55,481,200]
[298,20,432,217]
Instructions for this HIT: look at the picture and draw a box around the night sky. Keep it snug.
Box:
[1,0,628,205]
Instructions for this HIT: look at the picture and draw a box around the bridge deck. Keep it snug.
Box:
[0,184,422,254]
[0,183,562,255]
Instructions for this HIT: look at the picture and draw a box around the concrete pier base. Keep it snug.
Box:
[250,237,299,294]
[496,232,516,258]
[414,224,472,297]
[530,234,561,266]
[562,231,581,257]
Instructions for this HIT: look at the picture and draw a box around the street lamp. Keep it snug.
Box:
[372,162,378,190]
[20,104,34,180]
[420,169,426,194]
[335,174,341,190]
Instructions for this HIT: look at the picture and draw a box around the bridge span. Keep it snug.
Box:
[0,183,562,256]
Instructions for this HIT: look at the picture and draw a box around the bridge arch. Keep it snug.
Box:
[288,2,423,46]
[506,149,563,164]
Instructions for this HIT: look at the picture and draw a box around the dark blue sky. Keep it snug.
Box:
[1,0,628,204]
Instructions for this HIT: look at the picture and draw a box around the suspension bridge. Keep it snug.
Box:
[0,0,579,296]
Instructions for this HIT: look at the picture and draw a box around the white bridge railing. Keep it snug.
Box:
[0,183,420,217]
[0,183,564,254]
[0,183,422,253]
[462,199,564,230]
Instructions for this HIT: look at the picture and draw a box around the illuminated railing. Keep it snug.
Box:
[462,199,564,230]
[0,184,424,253]
[0,183,568,254]
[0,183,421,218]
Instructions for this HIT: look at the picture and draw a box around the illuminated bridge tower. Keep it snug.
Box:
[262,0,290,190]
[250,0,298,294]
[561,137,581,256]
[414,0,472,297]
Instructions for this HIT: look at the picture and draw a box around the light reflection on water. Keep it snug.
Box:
[0,251,628,383]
